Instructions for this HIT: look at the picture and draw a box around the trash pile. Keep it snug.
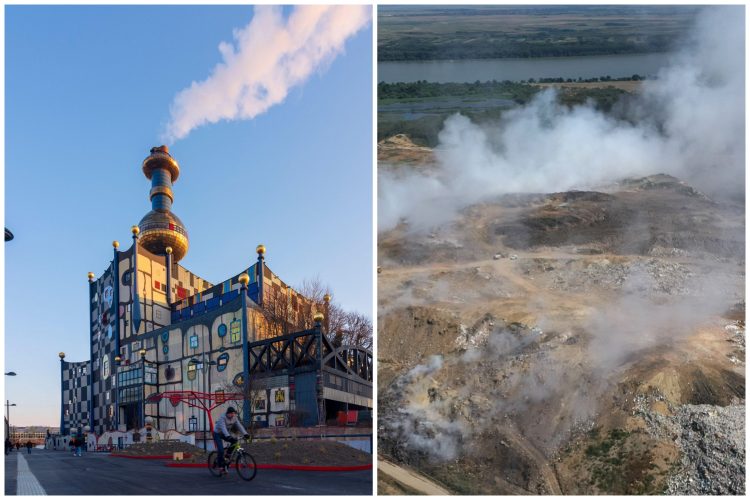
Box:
[634,394,745,495]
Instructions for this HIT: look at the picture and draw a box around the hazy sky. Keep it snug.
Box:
[4,5,373,427]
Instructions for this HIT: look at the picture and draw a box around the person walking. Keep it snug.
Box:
[76,434,83,457]
[25,440,32,454]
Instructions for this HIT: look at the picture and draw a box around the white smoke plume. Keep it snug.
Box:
[378,7,744,232]
[163,5,371,143]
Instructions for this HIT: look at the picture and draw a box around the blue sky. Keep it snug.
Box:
[4,5,373,427]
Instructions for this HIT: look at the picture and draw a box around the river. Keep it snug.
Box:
[378,53,671,83]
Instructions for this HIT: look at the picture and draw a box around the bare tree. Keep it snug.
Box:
[298,277,373,350]
[258,276,373,350]
[342,311,373,350]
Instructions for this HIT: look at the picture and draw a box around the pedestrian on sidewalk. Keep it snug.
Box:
[25,440,32,454]
[74,434,83,457]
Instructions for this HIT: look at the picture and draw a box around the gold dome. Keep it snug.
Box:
[112,240,120,249]
[238,273,250,286]
[313,312,324,323]
[87,272,95,281]
[138,210,189,262]
[165,246,173,255]
[58,352,66,359]
[256,244,266,256]
[131,225,140,236]
[323,293,331,303]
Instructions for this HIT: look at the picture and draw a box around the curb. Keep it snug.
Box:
[110,453,192,460]
[165,462,373,472]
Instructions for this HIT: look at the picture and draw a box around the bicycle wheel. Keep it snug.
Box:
[207,451,222,477]
[235,452,257,481]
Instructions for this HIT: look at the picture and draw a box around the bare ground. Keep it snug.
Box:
[378,163,744,495]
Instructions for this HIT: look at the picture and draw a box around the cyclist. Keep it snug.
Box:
[212,407,250,472]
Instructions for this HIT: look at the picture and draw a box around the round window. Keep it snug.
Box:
[218,323,227,337]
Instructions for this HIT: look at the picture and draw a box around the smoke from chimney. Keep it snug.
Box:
[163,5,371,143]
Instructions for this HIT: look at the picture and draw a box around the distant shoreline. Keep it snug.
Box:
[378,51,670,64]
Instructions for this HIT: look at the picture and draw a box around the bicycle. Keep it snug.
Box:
[207,438,257,481]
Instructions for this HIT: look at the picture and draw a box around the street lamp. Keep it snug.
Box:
[6,401,17,442]
[189,355,217,450]
[114,356,122,433]
[139,349,148,430]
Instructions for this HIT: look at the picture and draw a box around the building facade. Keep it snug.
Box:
[60,147,372,438]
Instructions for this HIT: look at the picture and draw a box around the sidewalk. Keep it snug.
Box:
[5,451,18,495]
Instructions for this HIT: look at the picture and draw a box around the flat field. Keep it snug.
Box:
[378,5,697,61]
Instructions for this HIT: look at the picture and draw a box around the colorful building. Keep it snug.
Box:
[60,146,372,439]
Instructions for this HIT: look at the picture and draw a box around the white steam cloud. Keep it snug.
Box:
[379,7,744,232]
[163,5,371,143]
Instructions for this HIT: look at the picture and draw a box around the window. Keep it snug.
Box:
[189,334,198,349]
[145,365,157,384]
[217,323,227,338]
[102,356,110,379]
[217,353,229,372]
[230,319,241,343]
[187,362,197,381]
[215,390,225,404]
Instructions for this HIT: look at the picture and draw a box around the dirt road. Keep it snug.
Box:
[378,458,452,495]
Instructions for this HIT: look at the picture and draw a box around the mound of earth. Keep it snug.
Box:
[171,439,372,467]
[378,162,744,494]
[115,441,203,457]
[378,134,435,168]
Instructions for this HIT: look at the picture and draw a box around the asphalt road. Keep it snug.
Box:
[5,449,373,495]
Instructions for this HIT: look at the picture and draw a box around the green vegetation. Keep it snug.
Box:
[581,428,667,494]
[379,80,538,103]
[586,428,631,457]
[379,6,697,61]
[377,80,631,146]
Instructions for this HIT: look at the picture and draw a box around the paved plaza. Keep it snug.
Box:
[4,449,372,495]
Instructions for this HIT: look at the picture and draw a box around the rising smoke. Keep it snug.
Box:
[378,7,744,232]
[163,5,370,143]
[385,263,738,460]
[380,7,745,463]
